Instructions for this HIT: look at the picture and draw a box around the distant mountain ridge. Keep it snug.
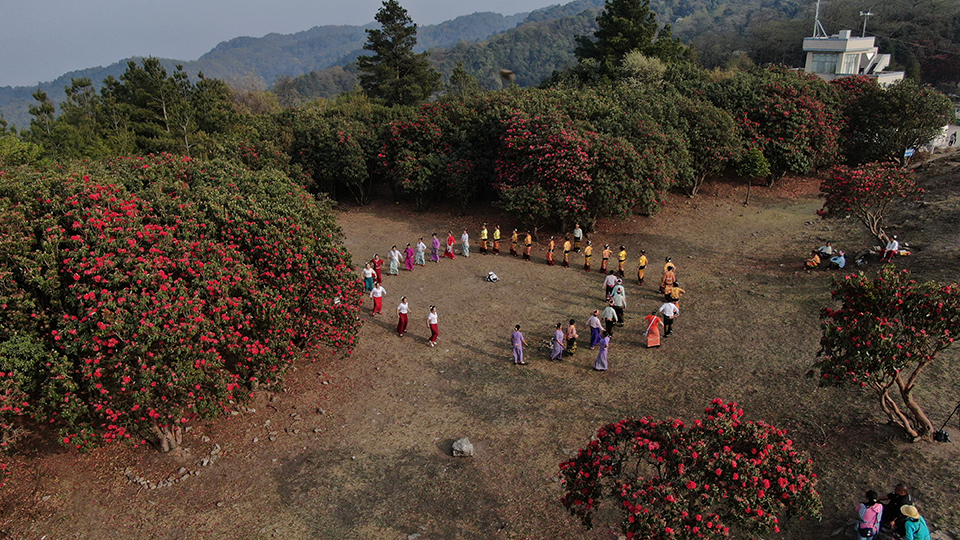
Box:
[0,9,533,127]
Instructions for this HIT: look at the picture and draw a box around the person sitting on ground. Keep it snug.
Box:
[880,484,913,536]
[901,505,931,540]
[881,235,900,263]
[855,490,883,539]
[816,241,834,259]
[805,250,821,269]
[828,251,846,269]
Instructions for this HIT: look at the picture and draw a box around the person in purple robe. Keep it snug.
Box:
[430,233,441,263]
[593,332,610,371]
[550,322,564,361]
[403,243,415,271]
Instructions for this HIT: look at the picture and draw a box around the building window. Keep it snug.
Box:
[839,54,859,75]
[811,53,837,74]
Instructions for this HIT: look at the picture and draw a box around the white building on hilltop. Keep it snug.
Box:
[802,29,905,85]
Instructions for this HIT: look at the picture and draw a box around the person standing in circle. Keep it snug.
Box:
[637,249,647,285]
[562,237,572,267]
[658,301,679,337]
[643,310,663,348]
[445,231,457,260]
[403,243,415,271]
[370,254,384,283]
[370,282,386,316]
[511,325,527,365]
[523,232,533,261]
[550,322,565,361]
[361,263,375,292]
[492,225,501,254]
[510,229,519,256]
[593,331,610,371]
[573,223,583,252]
[565,318,578,356]
[587,309,602,349]
[387,245,401,275]
[396,296,409,337]
[583,240,593,271]
[430,233,441,263]
[479,224,488,254]
[415,238,427,266]
[427,306,439,346]
[617,246,627,277]
[461,229,470,257]
[600,244,611,273]
[546,237,556,266]
[602,300,618,336]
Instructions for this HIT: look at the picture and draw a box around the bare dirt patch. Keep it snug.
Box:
[2,163,960,540]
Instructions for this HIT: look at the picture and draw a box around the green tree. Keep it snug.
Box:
[814,267,960,441]
[575,0,688,74]
[447,62,482,99]
[25,89,62,159]
[357,0,442,107]
[832,77,953,167]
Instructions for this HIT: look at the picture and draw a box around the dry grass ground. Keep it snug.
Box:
[1,157,959,540]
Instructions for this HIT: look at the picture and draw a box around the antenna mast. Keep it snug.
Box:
[859,11,874,37]
[813,0,828,38]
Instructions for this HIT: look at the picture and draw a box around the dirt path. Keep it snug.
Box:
[3,173,959,540]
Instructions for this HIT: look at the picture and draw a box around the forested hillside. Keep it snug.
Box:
[0,11,529,127]
[2,0,958,125]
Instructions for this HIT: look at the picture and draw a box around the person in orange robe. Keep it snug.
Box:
[643,310,663,348]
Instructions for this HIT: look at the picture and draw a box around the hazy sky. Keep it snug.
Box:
[0,0,564,88]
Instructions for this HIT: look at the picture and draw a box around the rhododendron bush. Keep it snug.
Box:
[559,399,822,539]
[0,154,362,456]
[495,112,667,231]
[819,163,921,244]
[814,267,960,441]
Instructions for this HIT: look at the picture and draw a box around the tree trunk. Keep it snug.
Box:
[875,384,921,440]
[150,424,183,453]
[895,370,934,439]
[744,178,752,206]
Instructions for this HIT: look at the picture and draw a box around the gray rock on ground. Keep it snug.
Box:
[452,437,474,457]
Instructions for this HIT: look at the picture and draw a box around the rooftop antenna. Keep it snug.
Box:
[813,0,828,38]
[859,11,873,37]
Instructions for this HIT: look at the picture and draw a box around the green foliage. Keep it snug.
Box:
[494,111,657,230]
[0,155,362,453]
[357,0,442,107]
[447,62,482,99]
[0,135,43,167]
[575,0,689,76]
[736,147,771,180]
[560,399,822,537]
[708,67,840,185]
[832,77,954,167]
[814,267,960,440]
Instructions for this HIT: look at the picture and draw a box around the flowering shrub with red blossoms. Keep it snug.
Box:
[814,267,960,440]
[819,163,922,244]
[494,112,664,231]
[559,399,822,539]
[0,154,362,455]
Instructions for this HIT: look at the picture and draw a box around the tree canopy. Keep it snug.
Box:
[814,267,960,441]
[357,0,442,107]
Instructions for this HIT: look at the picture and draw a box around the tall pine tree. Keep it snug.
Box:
[357,0,441,107]
[575,0,688,74]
